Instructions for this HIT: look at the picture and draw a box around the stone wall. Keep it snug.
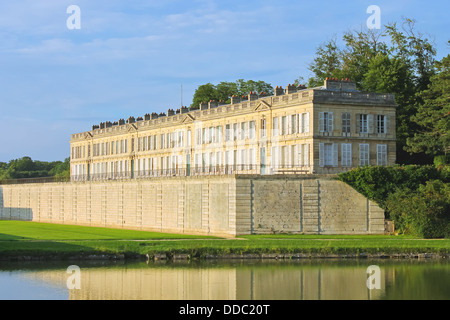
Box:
[0,175,385,237]
[235,176,385,235]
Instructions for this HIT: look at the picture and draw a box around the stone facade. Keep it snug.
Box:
[70,79,396,180]
[0,175,385,236]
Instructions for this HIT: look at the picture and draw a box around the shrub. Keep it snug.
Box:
[338,165,447,210]
[385,180,450,239]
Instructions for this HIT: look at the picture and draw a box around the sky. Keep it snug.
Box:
[0,0,448,162]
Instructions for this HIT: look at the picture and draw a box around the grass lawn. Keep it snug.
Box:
[0,221,217,241]
[0,221,449,259]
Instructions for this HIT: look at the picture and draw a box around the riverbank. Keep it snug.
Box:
[0,221,449,261]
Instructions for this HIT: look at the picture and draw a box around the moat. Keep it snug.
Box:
[0,259,449,300]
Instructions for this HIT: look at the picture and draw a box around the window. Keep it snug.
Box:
[249,121,256,139]
[209,127,214,144]
[260,119,266,138]
[202,128,207,144]
[377,144,387,166]
[359,144,370,166]
[240,122,246,140]
[290,115,298,134]
[216,126,222,143]
[225,124,231,141]
[377,115,386,134]
[233,123,238,141]
[319,112,333,133]
[299,113,310,133]
[160,135,165,149]
[359,114,369,133]
[281,116,287,135]
[319,143,338,167]
[342,113,351,134]
[341,143,352,167]
[272,117,279,136]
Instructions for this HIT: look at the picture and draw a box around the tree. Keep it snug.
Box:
[307,37,344,87]
[304,17,438,164]
[190,79,273,108]
[190,83,217,108]
[0,157,70,180]
[406,52,450,159]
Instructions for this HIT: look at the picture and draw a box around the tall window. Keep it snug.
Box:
[249,121,256,139]
[319,112,333,133]
[260,119,266,138]
[377,115,386,134]
[360,114,369,133]
[341,143,352,167]
[319,143,338,167]
[225,124,231,141]
[240,122,246,140]
[359,144,370,166]
[299,113,310,133]
[342,113,351,134]
[272,117,279,136]
[377,144,387,166]
[281,116,287,135]
[290,114,298,134]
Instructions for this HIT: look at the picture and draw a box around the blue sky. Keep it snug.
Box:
[0,0,448,162]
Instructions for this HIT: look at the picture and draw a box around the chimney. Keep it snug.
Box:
[231,95,240,104]
[340,78,357,91]
[208,100,218,109]
[275,86,284,96]
[127,117,136,124]
[248,91,258,101]
[286,84,297,94]
[144,113,151,121]
[118,119,125,125]
[167,109,175,116]
[180,106,189,114]
[200,102,209,110]
[151,113,158,120]
[324,77,341,90]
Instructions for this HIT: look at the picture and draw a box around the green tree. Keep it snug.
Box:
[406,52,450,159]
[190,79,273,108]
[305,17,438,164]
[362,52,421,163]
[190,83,217,108]
[307,38,344,87]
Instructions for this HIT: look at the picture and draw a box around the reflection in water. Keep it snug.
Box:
[0,260,449,300]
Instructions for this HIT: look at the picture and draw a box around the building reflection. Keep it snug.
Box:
[20,261,389,300]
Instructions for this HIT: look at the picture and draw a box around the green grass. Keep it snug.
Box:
[0,221,449,259]
[0,221,217,241]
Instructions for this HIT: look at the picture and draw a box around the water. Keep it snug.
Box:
[0,259,449,300]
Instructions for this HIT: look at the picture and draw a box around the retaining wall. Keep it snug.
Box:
[0,175,385,237]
